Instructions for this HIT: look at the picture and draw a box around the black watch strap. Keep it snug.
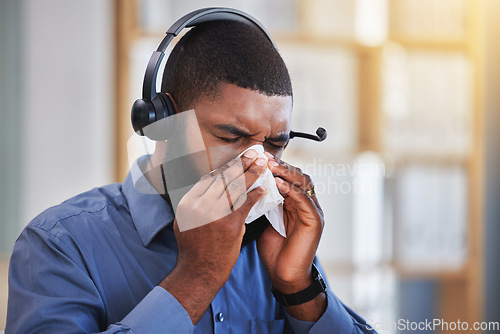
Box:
[271,264,327,306]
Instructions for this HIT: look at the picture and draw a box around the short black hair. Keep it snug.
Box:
[161,20,292,111]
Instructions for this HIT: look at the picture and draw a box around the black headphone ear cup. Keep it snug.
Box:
[157,92,176,118]
[131,93,176,140]
[139,93,176,141]
[151,92,175,124]
[131,98,156,135]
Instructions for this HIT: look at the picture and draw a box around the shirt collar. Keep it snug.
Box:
[122,155,175,247]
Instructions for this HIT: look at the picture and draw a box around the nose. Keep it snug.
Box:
[239,144,265,158]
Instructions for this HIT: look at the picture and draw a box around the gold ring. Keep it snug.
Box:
[306,187,316,197]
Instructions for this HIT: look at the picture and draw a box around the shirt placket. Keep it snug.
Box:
[211,285,229,334]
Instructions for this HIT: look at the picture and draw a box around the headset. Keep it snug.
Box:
[131,7,327,143]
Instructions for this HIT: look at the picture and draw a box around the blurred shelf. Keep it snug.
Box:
[388,35,469,51]
[395,265,468,281]
[382,152,471,166]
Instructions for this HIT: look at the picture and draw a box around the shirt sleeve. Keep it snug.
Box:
[6,225,194,334]
[106,287,194,333]
[284,260,376,334]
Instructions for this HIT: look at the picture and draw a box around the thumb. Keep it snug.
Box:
[234,186,267,219]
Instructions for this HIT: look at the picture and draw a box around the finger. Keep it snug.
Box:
[207,149,262,196]
[222,157,267,202]
[184,171,222,198]
[232,185,267,219]
[267,155,322,208]
[277,188,288,198]
[223,149,267,186]
[275,177,320,224]
[185,154,248,197]
[185,149,254,198]
[267,156,313,191]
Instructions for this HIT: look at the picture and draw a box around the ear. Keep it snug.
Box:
[166,93,180,114]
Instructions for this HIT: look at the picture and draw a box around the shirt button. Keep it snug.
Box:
[217,312,224,322]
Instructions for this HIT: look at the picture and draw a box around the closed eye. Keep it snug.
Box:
[217,136,241,143]
[265,141,287,150]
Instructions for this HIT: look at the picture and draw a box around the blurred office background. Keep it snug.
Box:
[1,0,499,332]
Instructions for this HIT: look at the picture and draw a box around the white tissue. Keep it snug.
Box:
[240,145,286,237]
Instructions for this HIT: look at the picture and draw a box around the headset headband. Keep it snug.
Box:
[142,7,276,101]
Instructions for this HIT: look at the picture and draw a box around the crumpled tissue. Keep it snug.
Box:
[240,145,286,237]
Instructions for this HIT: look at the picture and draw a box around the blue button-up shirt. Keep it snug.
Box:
[7,159,373,333]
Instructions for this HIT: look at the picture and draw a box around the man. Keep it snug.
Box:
[7,19,372,333]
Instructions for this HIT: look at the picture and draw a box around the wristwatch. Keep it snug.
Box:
[271,264,327,306]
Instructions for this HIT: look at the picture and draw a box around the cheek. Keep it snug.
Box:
[203,142,240,171]
[198,129,241,170]
[208,147,239,170]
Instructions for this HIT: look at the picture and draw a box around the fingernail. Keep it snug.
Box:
[264,152,274,159]
[276,177,284,183]
[255,158,266,166]
[243,149,257,158]
[259,185,267,192]
[268,161,279,168]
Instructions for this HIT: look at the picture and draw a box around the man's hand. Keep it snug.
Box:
[258,153,326,321]
[160,149,267,324]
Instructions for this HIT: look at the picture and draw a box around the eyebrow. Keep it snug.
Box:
[215,124,289,143]
[215,124,256,137]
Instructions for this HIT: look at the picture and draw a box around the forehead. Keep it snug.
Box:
[194,84,293,134]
